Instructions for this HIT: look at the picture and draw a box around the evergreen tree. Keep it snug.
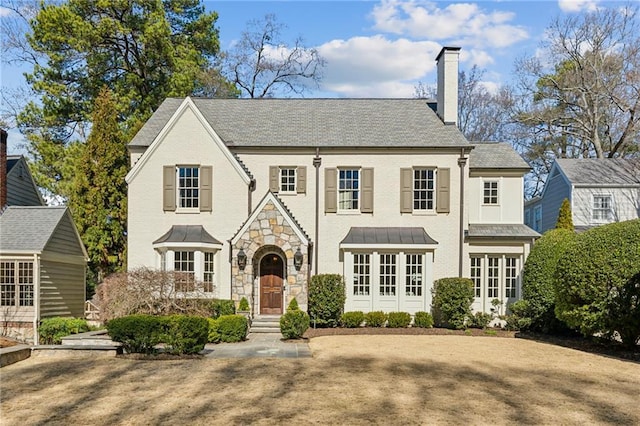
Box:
[555,198,574,231]
[68,87,128,286]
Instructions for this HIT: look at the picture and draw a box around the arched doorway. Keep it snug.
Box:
[259,253,284,315]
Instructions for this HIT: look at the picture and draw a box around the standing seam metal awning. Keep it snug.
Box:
[339,227,438,247]
[153,225,222,247]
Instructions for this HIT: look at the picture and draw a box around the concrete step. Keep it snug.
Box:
[250,315,282,334]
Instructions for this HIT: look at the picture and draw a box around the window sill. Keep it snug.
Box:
[337,210,361,215]
[410,210,437,216]
[175,209,201,214]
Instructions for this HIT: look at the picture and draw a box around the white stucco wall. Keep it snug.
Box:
[468,175,524,224]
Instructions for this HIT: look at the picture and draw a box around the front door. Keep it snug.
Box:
[260,254,284,315]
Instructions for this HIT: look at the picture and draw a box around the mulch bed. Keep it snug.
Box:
[304,327,515,338]
[116,352,204,360]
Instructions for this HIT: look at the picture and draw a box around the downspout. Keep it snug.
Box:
[458,149,467,277]
[247,179,255,216]
[33,253,40,345]
[313,148,322,275]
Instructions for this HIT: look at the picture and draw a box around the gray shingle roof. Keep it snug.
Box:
[0,206,67,251]
[466,224,540,239]
[341,227,438,245]
[153,225,222,245]
[556,158,640,186]
[469,143,530,170]
[129,98,470,149]
[7,156,20,173]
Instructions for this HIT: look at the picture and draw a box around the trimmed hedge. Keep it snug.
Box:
[280,299,310,339]
[521,228,576,333]
[341,311,365,328]
[387,312,411,328]
[554,219,640,347]
[413,311,433,328]
[308,274,346,328]
[39,317,91,344]
[365,311,387,327]
[162,315,209,355]
[215,315,249,343]
[432,277,474,329]
[107,315,164,354]
[210,299,236,319]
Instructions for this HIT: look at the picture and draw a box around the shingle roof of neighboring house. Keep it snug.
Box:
[153,225,222,245]
[129,98,470,149]
[340,227,438,245]
[555,158,640,186]
[466,224,540,239]
[0,206,67,251]
[7,156,20,173]
[469,143,530,170]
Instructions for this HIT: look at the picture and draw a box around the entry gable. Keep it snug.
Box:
[125,97,252,185]
[231,191,310,246]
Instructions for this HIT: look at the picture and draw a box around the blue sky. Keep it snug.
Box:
[0,0,625,153]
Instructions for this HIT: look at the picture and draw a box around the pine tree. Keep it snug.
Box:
[556,198,574,231]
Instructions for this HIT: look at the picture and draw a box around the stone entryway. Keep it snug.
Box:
[260,253,284,314]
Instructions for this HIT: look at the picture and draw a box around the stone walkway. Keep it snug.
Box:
[204,333,311,358]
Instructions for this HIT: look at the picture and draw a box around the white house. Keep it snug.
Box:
[126,47,538,317]
[525,159,640,233]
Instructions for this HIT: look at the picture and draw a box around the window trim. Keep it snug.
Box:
[533,205,542,232]
[483,180,499,205]
[338,168,360,212]
[413,167,436,212]
[592,194,613,222]
[353,253,371,296]
[279,167,297,194]
[176,165,200,211]
[0,260,34,308]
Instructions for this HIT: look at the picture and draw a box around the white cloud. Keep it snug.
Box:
[0,7,14,18]
[558,0,599,13]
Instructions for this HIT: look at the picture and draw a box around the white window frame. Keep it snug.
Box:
[379,254,397,296]
[279,167,297,194]
[177,166,200,210]
[338,168,360,211]
[353,253,371,296]
[470,257,482,298]
[203,252,215,293]
[483,181,499,205]
[505,257,517,299]
[592,194,613,222]
[405,254,423,297]
[0,260,34,307]
[413,168,435,211]
[487,257,500,299]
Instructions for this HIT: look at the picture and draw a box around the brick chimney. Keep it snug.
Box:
[436,46,461,126]
[0,129,7,209]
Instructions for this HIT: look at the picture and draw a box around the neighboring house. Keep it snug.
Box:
[0,130,88,343]
[525,159,640,233]
[126,47,538,317]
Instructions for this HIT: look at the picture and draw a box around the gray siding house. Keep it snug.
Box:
[525,159,640,233]
[6,155,45,207]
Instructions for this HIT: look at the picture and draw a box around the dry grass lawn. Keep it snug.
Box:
[1,335,639,425]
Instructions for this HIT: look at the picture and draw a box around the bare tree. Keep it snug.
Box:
[222,14,326,98]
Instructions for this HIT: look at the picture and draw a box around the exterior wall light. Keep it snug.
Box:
[237,249,247,270]
[294,247,304,271]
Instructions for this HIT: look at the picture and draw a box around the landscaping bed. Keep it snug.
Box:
[304,326,515,338]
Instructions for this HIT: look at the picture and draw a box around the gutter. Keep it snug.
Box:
[458,149,467,277]
[313,148,322,275]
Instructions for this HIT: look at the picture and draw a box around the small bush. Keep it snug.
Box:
[469,312,492,329]
[162,315,209,355]
[287,298,300,311]
[107,315,163,354]
[432,277,475,329]
[238,297,250,311]
[211,299,236,319]
[387,312,411,328]
[39,317,91,344]
[341,311,365,328]
[365,311,387,327]
[280,310,310,339]
[215,315,249,343]
[207,318,221,343]
[413,311,433,328]
[308,274,346,328]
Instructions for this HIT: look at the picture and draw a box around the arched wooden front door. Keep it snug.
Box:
[260,254,284,315]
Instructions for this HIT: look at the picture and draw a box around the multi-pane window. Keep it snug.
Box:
[405,254,423,296]
[413,169,435,211]
[178,167,199,209]
[379,254,397,296]
[174,251,195,291]
[353,254,370,296]
[339,169,359,210]
[203,252,214,293]
[533,206,542,232]
[483,181,498,204]
[593,195,612,221]
[505,257,517,298]
[0,261,34,307]
[280,168,296,193]
[470,257,482,298]
[487,257,499,298]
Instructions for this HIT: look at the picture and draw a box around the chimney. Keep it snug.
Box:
[436,46,461,126]
[0,129,7,209]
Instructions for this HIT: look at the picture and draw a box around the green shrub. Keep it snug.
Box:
[215,315,249,343]
[207,318,221,343]
[107,315,163,354]
[39,317,91,344]
[341,311,365,328]
[431,277,475,329]
[521,229,576,333]
[505,300,532,331]
[468,312,492,329]
[287,297,300,311]
[387,312,411,328]
[280,309,310,339]
[308,274,346,328]
[365,311,387,327]
[555,219,640,347]
[238,297,250,311]
[162,315,209,355]
[555,198,574,231]
[210,299,236,319]
[413,311,434,328]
